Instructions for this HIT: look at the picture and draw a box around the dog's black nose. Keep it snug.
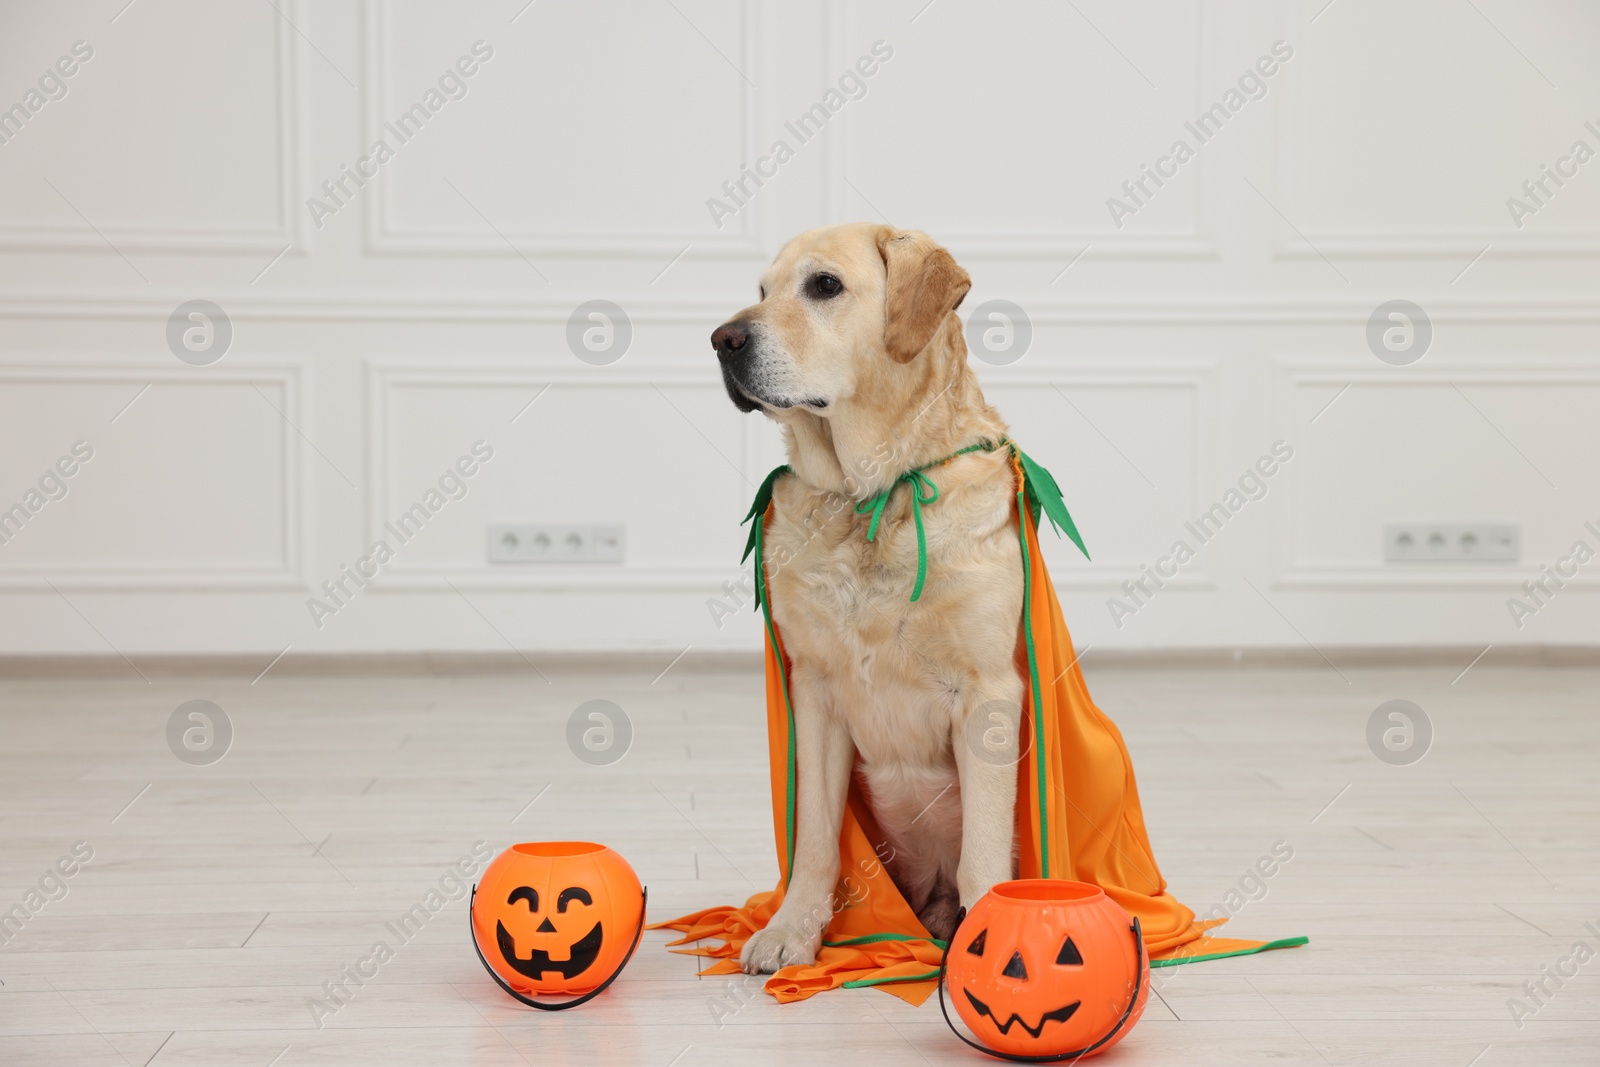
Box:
[711,321,749,363]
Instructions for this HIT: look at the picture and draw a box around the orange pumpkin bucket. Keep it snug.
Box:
[469,841,646,1010]
[940,879,1149,1061]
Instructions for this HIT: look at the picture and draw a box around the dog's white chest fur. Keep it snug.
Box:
[761,453,1024,916]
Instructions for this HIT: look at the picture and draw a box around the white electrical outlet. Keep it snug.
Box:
[1384,522,1518,562]
[487,524,626,564]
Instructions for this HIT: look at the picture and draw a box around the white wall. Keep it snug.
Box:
[1,0,1597,657]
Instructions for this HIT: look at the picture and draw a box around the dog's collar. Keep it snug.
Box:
[740,437,1088,608]
[853,438,1009,602]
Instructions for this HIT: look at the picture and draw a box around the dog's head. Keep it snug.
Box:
[711,223,971,416]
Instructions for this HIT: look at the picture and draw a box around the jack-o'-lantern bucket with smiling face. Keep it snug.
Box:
[940,879,1149,1061]
[469,842,646,1010]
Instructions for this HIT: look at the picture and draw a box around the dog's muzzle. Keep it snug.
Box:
[711,319,829,412]
[712,319,763,412]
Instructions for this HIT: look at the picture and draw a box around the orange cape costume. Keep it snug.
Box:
[654,441,1305,1005]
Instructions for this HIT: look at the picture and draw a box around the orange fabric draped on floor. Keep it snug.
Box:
[652,447,1304,1005]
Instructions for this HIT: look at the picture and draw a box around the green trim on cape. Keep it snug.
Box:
[1147,936,1311,967]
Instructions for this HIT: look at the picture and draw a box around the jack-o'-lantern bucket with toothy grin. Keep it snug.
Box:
[939,879,1149,1061]
[469,841,646,1010]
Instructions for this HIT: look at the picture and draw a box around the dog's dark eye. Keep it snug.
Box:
[759,286,766,301]
[808,273,844,299]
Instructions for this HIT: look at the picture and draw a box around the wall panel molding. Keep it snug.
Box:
[358,0,766,258]
[1271,359,1600,588]
[364,358,739,590]
[7,292,1600,324]
[0,359,311,590]
[1270,0,1600,259]
[0,7,302,255]
[824,0,1217,259]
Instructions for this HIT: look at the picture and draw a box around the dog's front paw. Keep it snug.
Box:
[740,922,822,974]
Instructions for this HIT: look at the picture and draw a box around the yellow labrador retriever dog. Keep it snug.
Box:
[712,223,1025,973]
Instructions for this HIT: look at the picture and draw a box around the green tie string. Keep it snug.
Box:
[854,439,1003,603]
[741,436,1087,611]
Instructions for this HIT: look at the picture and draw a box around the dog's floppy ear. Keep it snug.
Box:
[877,228,971,364]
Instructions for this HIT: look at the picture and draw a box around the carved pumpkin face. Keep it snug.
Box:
[495,882,604,982]
[945,880,1148,1059]
[470,842,644,999]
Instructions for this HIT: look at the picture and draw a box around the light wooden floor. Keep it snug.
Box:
[1,661,1597,1066]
